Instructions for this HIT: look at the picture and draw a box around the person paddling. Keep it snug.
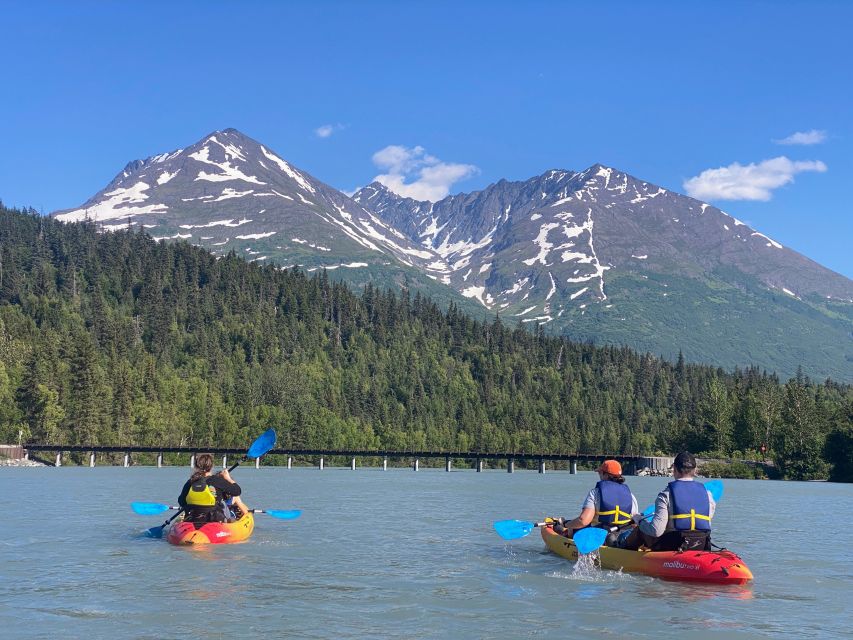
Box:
[621,450,715,551]
[554,459,638,545]
[178,453,248,525]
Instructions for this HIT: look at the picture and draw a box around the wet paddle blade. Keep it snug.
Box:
[574,527,608,554]
[248,429,277,459]
[706,479,724,502]
[132,502,170,515]
[493,519,535,540]
[264,509,302,520]
[145,524,166,538]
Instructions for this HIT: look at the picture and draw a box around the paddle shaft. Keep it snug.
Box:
[149,506,296,516]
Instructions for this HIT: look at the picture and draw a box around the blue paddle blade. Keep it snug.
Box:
[493,519,535,540]
[574,527,608,554]
[705,479,724,502]
[132,502,170,515]
[248,429,276,459]
[265,509,302,520]
[642,503,655,518]
[145,525,166,538]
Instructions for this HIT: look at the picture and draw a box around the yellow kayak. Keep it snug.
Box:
[541,523,753,584]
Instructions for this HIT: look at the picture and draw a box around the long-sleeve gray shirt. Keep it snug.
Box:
[639,478,716,538]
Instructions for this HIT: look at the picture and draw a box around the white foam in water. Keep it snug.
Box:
[547,552,631,583]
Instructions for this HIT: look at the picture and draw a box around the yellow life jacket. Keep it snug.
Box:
[186,479,217,507]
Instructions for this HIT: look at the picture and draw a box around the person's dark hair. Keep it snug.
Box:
[604,472,626,484]
[190,453,214,482]
[673,450,697,472]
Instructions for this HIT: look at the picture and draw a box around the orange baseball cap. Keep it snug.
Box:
[597,459,622,475]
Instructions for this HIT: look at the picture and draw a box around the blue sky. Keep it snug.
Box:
[1,1,851,277]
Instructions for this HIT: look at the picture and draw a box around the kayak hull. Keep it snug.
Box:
[167,512,254,545]
[541,524,753,584]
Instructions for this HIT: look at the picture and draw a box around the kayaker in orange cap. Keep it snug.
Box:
[620,450,716,551]
[554,459,638,544]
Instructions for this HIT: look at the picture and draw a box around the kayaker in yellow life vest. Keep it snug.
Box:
[178,453,248,525]
[620,450,716,551]
[554,459,639,544]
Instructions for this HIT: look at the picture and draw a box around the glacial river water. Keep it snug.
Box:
[1,466,851,639]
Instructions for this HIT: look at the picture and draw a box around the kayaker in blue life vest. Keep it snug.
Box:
[554,459,639,544]
[178,453,247,525]
[620,450,716,551]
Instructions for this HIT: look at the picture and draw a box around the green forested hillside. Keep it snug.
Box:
[0,204,850,480]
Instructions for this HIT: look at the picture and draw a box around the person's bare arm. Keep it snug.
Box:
[564,507,595,530]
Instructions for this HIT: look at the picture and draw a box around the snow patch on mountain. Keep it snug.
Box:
[157,169,180,185]
[236,232,277,240]
[260,146,316,193]
[55,182,168,222]
[189,144,266,185]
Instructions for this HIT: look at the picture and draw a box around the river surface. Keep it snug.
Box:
[1,466,850,639]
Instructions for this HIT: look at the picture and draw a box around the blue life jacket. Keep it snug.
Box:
[668,480,711,531]
[595,480,633,526]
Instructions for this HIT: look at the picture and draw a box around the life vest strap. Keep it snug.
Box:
[597,506,632,525]
[670,508,711,531]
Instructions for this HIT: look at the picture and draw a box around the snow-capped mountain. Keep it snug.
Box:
[356,166,853,380]
[53,129,853,379]
[54,129,448,277]
[355,165,853,321]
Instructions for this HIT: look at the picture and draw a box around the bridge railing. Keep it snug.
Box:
[21,443,659,474]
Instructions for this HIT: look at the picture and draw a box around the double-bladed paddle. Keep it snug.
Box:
[143,428,277,538]
[132,502,301,520]
[578,479,726,553]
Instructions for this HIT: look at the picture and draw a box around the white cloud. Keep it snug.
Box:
[773,129,827,145]
[315,123,344,139]
[683,156,827,201]
[370,145,478,201]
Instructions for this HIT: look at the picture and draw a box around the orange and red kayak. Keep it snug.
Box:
[541,523,753,584]
[167,512,254,545]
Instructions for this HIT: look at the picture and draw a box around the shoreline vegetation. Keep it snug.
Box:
[0,205,850,483]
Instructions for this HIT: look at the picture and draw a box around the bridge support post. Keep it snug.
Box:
[157,453,163,468]
[476,458,483,472]
[55,452,61,467]
[287,456,292,469]
[507,459,514,473]
[89,452,95,468]
[190,454,195,469]
[351,457,356,471]
[319,457,324,470]
[539,458,545,474]
[383,457,388,471]
[222,455,227,469]
[570,460,577,474]
[124,453,130,468]
[413,458,419,472]
[446,456,451,472]
[255,456,260,469]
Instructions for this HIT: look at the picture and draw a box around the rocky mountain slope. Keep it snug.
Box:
[53,129,481,313]
[355,166,853,380]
